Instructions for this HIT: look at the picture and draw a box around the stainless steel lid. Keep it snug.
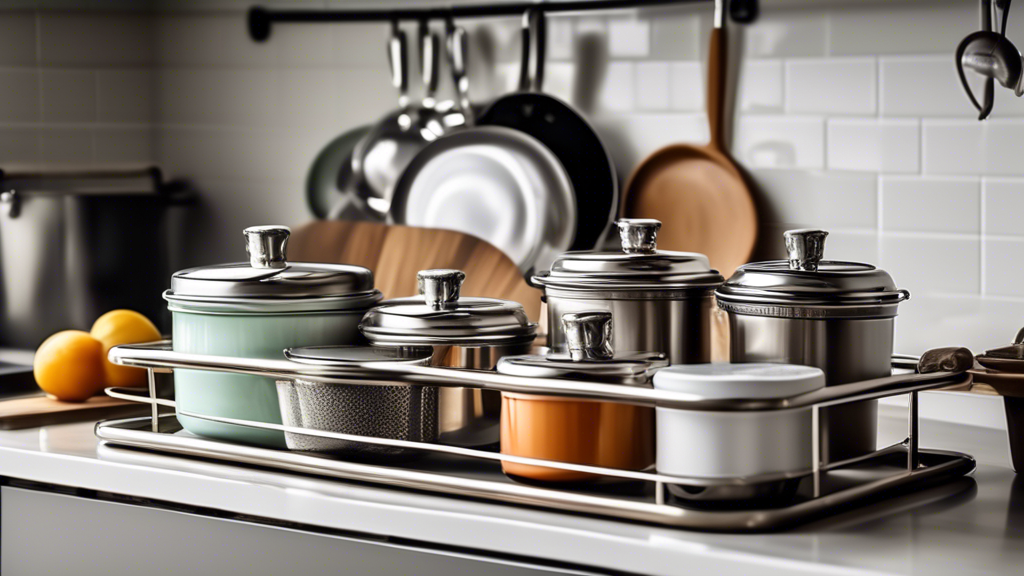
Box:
[496,312,667,386]
[284,345,434,366]
[716,229,910,319]
[360,269,537,345]
[532,219,724,293]
[165,225,382,313]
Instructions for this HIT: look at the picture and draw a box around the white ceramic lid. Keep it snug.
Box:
[653,363,825,400]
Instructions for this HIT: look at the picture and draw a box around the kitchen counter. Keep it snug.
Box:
[0,406,1021,576]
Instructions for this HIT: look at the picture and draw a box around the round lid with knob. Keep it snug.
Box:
[496,311,668,386]
[359,269,537,345]
[532,219,724,292]
[716,228,910,319]
[164,225,382,313]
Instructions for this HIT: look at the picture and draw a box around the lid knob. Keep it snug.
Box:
[562,311,614,361]
[784,229,828,272]
[243,225,290,269]
[617,219,661,255]
[418,269,465,310]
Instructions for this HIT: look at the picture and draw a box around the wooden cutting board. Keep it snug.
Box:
[0,394,147,430]
[290,221,542,321]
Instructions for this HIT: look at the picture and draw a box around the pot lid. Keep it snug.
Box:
[165,225,381,312]
[715,229,910,318]
[496,311,668,386]
[284,345,434,366]
[532,219,724,291]
[360,269,537,345]
[653,363,825,400]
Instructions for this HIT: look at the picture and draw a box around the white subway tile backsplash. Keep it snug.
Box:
[39,13,153,66]
[742,10,826,58]
[827,2,976,57]
[880,234,981,294]
[786,58,877,116]
[881,57,979,118]
[0,12,37,66]
[650,13,700,60]
[40,128,93,164]
[591,113,708,174]
[158,69,275,127]
[669,61,703,111]
[96,69,154,123]
[608,19,650,58]
[94,127,154,164]
[983,179,1024,237]
[893,294,1024,358]
[274,69,341,129]
[0,128,40,163]
[827,119,919,173]
[157,14,269,68]
[923,120,1024,176]
[737,60,782,114]
[880,177,980,233]
[985,239,1024,297]
[40,70,97,123]
[751,169,877,228]
[635,62,670,111]
[332,23,390,67]
[271,23,333,67]
[598,62,634,112]
[0,69,39,122]
[734,116,824,169]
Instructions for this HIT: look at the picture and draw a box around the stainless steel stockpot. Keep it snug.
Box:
[164,225,383,448]
[278,345,437,459]
[532,219,724,364]
[715,229,911,464]
[360,269,537,447]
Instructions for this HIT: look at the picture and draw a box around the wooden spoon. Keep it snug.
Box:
[621,0,757,278]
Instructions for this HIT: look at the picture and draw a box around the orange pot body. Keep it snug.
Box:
[500,392,654,483]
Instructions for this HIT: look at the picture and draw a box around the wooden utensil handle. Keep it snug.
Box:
[707,26,727,151]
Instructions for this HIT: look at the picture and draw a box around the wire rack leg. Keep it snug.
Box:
[908,391,920,470]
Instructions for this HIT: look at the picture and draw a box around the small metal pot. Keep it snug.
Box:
[653,363,825,505]
[165,226,382,448]
[532,219,723,364]
[716,229,911,463]
[277,345,437,459]
[360,269,537,447]
[497,311,667,484]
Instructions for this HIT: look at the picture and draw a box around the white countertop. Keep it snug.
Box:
[0,404,1021,575]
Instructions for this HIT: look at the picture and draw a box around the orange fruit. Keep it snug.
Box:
[90,310,162,387]
[34,331,105,402]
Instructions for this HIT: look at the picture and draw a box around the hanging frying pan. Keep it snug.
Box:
[621,0,756,277]
[477,9,616,252]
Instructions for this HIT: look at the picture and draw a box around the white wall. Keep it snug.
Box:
[2,0,1022,363]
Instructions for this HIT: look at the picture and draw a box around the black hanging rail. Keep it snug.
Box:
[248,0,758,42]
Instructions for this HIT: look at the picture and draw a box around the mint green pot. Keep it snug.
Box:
[165,225,382,449]
[170,309,370,448]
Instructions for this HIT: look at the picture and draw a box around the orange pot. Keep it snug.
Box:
[500,392,654,483]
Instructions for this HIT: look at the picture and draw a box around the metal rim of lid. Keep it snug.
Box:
[496,351,669,387]
[283,345,435,366]
[164,289,383,315]
[652,363,825,400]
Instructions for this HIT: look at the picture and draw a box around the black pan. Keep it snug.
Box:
[477,9,617,252]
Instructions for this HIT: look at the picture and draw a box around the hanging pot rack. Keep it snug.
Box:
[248,0,758,42]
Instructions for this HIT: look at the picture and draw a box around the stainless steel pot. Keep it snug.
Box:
[532,219,724,364]
[716,229,911,464]
[360,269,537,447]
[278,345,437,459]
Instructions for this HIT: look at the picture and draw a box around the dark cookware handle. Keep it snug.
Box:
[419,21,439,100]
[956,31,997,120]
[707,0,728,151]
[446,17,474,125]
[517,8,546,92]
[387,21,409,106]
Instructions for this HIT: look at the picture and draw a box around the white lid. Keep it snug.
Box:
[652,363,825,400]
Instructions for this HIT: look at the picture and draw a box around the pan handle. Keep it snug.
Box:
[446,17,474,125]
[518,8,546,92]
[707,0,728,151]
[387,20,409,109]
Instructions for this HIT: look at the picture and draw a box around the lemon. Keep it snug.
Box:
[34,331,105,402]
[91,310,161,387]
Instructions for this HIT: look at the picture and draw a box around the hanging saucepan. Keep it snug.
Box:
[477,9,617,252]
[391,21,576,275]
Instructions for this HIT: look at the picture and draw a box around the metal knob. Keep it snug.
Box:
[243,225,290,269]
[784,229,828,272]
[418,269,465,310]
[617,219,661,255]
[562,311,614,362]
